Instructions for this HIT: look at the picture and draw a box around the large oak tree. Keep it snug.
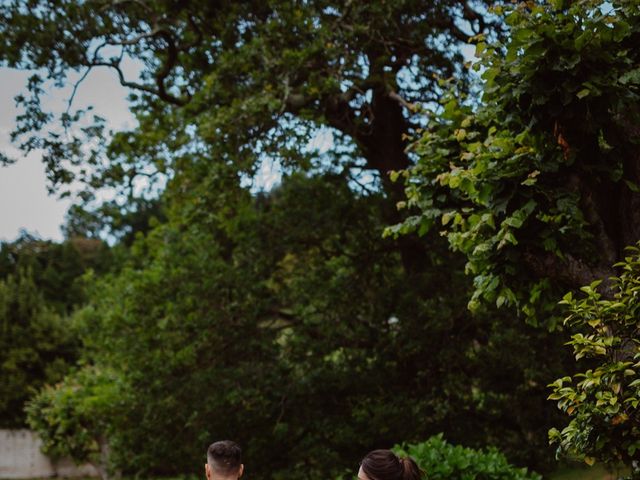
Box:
[0,0,496,271]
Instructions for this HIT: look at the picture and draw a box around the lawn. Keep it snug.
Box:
[549,464,627,480]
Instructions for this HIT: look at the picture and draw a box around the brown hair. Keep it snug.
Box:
[360,449,422,480]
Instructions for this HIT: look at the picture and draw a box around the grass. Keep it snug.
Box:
[549,464,628,480]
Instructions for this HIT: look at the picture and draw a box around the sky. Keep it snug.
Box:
[0,67,135,242]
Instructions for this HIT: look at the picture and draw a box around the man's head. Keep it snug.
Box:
[205,441,243,480]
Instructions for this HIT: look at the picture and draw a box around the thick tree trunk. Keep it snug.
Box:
[357,89,430,275]
[319,82,431,275]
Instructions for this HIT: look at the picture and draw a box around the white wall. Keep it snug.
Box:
[0,429,98,479]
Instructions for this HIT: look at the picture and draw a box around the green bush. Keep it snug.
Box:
[549,244,640,478]
[393,434,541,480]
[25,366,125,480]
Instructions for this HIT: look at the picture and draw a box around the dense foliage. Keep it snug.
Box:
[0,234,113,428]
[393,434,541,480]
[25,366,121,479]
[390,0,640,325]
[549,244,640,478]
[0,0,495,214]
[386,0,640,474]
[27,172,565,478]
[0,233,113,313]
[5,0,640,478]
[0,266,76,427]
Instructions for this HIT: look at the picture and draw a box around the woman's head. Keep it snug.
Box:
[357,450,422,480]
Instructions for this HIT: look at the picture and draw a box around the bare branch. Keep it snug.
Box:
[388,90,417,112]
[65,66,93,116]
[153,30,190,105]
[84,38,189,106]
[111,27,163,46]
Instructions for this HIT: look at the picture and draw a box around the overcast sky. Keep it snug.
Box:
[0,67,134,242]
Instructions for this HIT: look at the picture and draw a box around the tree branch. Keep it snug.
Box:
[65,67,93,116]
[388,90,417,112]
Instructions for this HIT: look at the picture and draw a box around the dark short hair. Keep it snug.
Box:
[207,440,242,476]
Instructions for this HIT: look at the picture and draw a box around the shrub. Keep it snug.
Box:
[25,366,125,480]
[393,434,541,480]
[549,244,640,478]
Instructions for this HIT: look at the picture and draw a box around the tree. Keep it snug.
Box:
[2,0,583,475]
[0,0,496,260]
[388,0,640,473]
[391,0,640,323]
[0,232,113,314]
[0,233,113,427]
[0,267,77,427]
[63,197,166,246]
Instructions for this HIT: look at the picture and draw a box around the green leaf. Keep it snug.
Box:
[576,88,590,99]
[619,68,640,85]
[625,180,640,193]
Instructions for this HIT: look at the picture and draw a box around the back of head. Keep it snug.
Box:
[207,440,242,477]
[360,449,422,480]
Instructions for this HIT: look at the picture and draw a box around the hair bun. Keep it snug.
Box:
[360,449,422,480]
[398,455,422,480]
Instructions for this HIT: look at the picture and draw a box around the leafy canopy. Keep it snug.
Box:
[0,0,495,201]
[389,0,640,325]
